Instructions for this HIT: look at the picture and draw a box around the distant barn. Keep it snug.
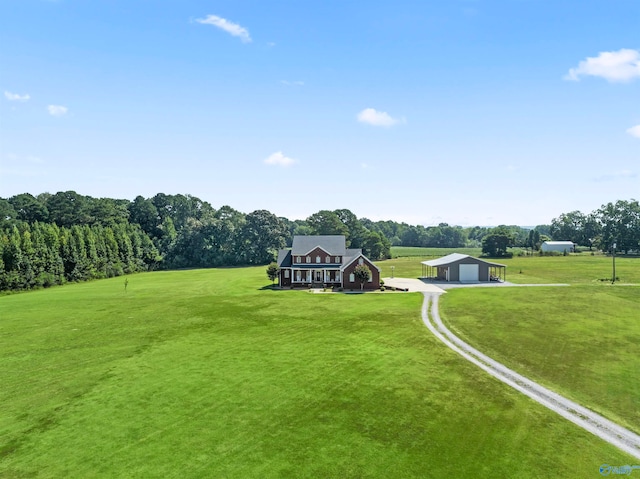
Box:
[540,241,575,253]
[421,253,506,283]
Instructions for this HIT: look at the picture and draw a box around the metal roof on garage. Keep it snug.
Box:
[422,253,506,268]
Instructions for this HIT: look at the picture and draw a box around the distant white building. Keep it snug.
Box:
[541,241,575,253]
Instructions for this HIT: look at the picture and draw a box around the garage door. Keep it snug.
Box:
[459,264,479,282]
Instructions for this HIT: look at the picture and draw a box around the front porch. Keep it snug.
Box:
[290,267,342,287]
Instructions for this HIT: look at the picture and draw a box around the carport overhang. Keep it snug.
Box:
[421,254,507,282]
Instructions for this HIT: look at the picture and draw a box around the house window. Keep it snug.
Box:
[368,273,372,282]
[306,256,311,263]
[284,270,289,279]
[358,258,364,265]
[326,256,331,263]
[316,256,321,263]
[296,256,301,263]
[349,273,355,282]
[335,256,341,263]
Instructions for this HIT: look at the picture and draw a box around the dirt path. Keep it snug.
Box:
[421,292,640,460]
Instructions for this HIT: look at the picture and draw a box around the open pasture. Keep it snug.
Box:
[0,267,634,477]
[382,250,640,285]
[439,285,640,435]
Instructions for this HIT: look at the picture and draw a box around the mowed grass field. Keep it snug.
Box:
[439,286,640,434]
[384,248,640,285]
[382,249,639,437]
[0,266,635,478]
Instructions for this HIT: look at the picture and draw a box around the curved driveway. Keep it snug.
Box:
[421,291,640,460]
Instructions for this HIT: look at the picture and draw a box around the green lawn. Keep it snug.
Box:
[379,251,640,285]
[379,252,640,436]
[0,268,634,477]
[439,285,640,435]
[495,254,640,284]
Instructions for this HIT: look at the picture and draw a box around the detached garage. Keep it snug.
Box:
[421,253,506,283]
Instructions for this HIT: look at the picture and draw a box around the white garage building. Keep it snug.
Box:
[540,241,575,253]
[421,253,506,283]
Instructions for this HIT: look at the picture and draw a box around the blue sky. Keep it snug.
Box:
[1,0,638,226]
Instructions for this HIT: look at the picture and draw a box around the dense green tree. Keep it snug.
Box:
[266,263,279,285]
[41,223,65,285]
[9,193,49,223]
[3,226,24,289]
[0,199,18,226]
[526,229,541,251]
[129,195,160,236]
[19,228,36,288]
[46,191,91,227]
[401,225,428,247]
[533,224,552,237]
[596,199,640,253]
[82,225,99,278]
[151,193,215,232]
[425,223,467,248]
[334,209,368,248]
[366,219,407,246]
[550,211,590,245]
[89,197,129,226]
[482,227,514,257]
[307,210,348,237]
[362,231,391,260]
[353,263,372,291]
[113,223,135,273]
[240,210,288,265]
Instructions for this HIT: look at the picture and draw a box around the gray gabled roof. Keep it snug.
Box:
[422,253,505,268]
[342,248,362,266]
[291,235,347,256]
[276,249,292,268]
[341,249,382,272]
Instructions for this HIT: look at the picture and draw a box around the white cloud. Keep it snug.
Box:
[4,91,30,101]
[565,48,640,83]
[195,15,252,43]
[264,151,297,167]
[357,108,403,127]
[627,125,640,138]
[48,105,68,116]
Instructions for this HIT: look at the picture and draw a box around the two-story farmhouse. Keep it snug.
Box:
[276,235,380,289]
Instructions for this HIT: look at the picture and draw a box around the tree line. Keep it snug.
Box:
[549,200,640,253]
[1,191,637,291]
[0,221,159,291]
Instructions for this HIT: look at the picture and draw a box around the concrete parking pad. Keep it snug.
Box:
[383,277,446,294]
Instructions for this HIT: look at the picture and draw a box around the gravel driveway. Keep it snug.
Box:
[421,292,640,460]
